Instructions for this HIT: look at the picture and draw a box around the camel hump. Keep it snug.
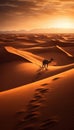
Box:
[42,58,53,65]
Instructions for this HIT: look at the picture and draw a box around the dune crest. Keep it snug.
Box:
[5,46,43,66]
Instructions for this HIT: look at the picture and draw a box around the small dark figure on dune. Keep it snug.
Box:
[42,58,53,69]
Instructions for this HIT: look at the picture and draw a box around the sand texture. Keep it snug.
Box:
[0,33,74,130]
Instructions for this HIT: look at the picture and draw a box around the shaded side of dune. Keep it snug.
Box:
[27,46,74,65]
[0,47,29,64]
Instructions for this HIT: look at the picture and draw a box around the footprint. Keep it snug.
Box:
[36,87,48,92]
[35,87,45,91]
[25,111,39,119]
[24,113,39,123]
[34,94,43,100]
[39,118,58,130]
[27,103,41,111]
[41,83,49,86]
[29,99,39,103]
[53,77,59,81]
[29,98,45,104]
[37,88,48,93]
[35,88,48,95]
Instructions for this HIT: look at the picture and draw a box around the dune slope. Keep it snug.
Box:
[0,46,74,91]
[0,69,74,130]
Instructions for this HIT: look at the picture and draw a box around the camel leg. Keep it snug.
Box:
[42,64,44,68]
[47,64,48,68]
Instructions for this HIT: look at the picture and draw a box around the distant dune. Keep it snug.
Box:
[26,46,74,65]
[1,28,74,34]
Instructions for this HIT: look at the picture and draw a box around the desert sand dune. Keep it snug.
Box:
[0,69,74,130]
[62,46,74,56]
[5,46,43,67]
[0,61,74,92]
[0,62,39,91]
[5,46,74,65]
[0,33,74,130]
[0,47,26,63]
[25,45,74,57]
[0,45,73,92]
[0,46,73,92]
[26,46,74,66]
[56,45,73,57]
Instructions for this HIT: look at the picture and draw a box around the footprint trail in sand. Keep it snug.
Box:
[16,82,59,130]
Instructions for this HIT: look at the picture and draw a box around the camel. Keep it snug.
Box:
[42,58,53,69]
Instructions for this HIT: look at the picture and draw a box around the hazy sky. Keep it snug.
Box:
[0,0,74,31]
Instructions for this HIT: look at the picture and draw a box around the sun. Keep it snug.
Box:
[53,18,73,29]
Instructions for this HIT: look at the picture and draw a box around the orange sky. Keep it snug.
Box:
[0,0,74,31]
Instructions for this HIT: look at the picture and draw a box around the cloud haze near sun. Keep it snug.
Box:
[0,0,74,31]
